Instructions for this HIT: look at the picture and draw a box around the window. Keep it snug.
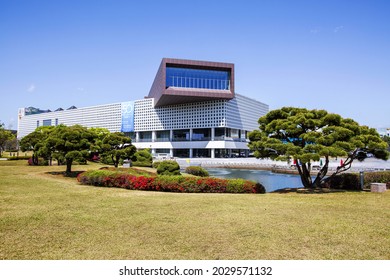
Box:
[42,119,52,126]
[166,67,230,90]
[172,129,190,141]
[192,128,211,141]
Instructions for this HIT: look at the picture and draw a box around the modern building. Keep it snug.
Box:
[377,128,390,137]
[17,58,269,158]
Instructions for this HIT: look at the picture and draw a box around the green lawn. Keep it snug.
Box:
[0,160,389,260]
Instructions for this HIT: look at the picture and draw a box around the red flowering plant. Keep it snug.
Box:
[77,169,265,193]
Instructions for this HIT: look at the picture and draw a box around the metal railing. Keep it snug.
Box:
[168,76,230,90]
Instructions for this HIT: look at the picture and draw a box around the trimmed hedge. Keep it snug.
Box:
[99,166,155,177]
[364,171,390,189]
[77,170,265,193]
[323,171,390,190]
[185,166,209,177]
[132,149,153,167]
[156,160,181,176]
[132,161,153,167]
[7,156,31,160]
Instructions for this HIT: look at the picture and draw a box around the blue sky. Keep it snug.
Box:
[1,0,389,130]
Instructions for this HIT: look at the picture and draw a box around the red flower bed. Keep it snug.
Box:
[77,171,265,194]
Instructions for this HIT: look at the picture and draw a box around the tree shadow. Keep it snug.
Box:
[272,187,348,194]
[46,171,85,178]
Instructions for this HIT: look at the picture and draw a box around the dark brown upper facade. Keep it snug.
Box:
[148,58,235,107]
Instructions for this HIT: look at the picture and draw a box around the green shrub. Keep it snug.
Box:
[324,171,390,190]
[364,171,390,189]
[185,166,209,177]
[77,171,265,193]
[132,161,152,167]
[132,149,152,167]
[152,161,161,169]
[99,166,154,177]
[323,173,360,190]
[7,155,31,160]
[77,170,116,186]
[27,157,47,166]
[157,160,181,176]
[101,155,114,165]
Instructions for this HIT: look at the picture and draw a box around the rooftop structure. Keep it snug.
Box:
[148,58,235,107]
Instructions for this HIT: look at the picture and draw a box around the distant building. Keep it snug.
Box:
[17,58,269,158]
[377,127,390,137]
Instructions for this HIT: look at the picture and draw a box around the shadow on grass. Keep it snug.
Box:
[272,188,349,194]
[46,171,85,178]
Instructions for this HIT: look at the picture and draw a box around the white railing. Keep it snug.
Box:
[169,76,230,90]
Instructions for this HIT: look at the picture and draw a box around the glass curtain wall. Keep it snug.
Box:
[192,128,211,141]
[172,129,190,141]
[166,67,230,90]
[156,130,170,142]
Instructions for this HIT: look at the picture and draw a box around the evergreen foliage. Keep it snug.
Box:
[100,132,136,168]
[248,107,389,189]
[0,127,15,157]
[156,160,181,176]
[185,166,209,177]
[132,149,153,167]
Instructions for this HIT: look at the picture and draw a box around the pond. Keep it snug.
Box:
[205,168,304,193]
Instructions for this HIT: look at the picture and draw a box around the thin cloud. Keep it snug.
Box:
[77,87,84,91]
[334,26,344,33]
[27,84,36,92]
[310,29,320,34]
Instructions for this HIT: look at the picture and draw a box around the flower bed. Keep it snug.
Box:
[77,170,265,194]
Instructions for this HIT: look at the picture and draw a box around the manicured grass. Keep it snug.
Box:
[0,160,389,260]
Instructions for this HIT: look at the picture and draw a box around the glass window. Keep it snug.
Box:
[166,67,230,90]
[172,129,190,141]
[43,119,51,126]
[139,131,152,142]
[156,130,170,142]
[173,149,189,158]
[192,128,211,141]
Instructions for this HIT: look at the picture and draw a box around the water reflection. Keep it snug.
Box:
[205,168,303,193]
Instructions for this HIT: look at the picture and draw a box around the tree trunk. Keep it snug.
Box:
[114,154,120,168]
[66,159,73,174]
[312,156,329,188]
[33,154,38,165]
[296,162,313,188]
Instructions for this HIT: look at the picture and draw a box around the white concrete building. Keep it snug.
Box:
[17,58,269,158]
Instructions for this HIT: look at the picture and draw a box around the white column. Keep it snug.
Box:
[211,148,215,158]
[211,127,215,141]
[170,148,173,158]
[136,132,140,142]
[189,128,193,141]
[189,148,193,158]
[170,130,173,141]
[152,131,156,142]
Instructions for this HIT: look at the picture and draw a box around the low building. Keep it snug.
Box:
[17,58,269,158]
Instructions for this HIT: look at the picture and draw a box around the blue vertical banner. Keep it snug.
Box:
[121,101,134,132]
